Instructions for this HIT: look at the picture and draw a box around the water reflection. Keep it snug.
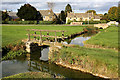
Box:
[64,37,91,46]
[40,47,49,61]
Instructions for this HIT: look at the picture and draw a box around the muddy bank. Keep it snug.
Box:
[55,60,110,79]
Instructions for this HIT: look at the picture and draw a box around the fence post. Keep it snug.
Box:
[34,32,36,41]
[55,31,57,42]
[47,32,49,41]
[62,31,64,42]
[39,31,42,45]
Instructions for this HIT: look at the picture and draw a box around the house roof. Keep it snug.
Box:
[39,9,56,17]
[67,12,101,19]
[7,12,19,19]
[94,15,101,19]
[67,12,93,18]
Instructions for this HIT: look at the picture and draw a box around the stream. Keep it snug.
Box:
[1,35,107,79]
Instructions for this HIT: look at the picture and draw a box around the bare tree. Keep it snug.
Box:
[47,2,55,10]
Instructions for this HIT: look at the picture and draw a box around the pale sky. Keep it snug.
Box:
[1,0,119,14]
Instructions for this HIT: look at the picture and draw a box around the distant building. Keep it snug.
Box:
[39,9,57,21]
[66,12,101,24]
[7,11,19,20]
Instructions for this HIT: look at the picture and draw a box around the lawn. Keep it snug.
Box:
[2,25,85,47]
[50,45,118,78]
[85,26,119,49]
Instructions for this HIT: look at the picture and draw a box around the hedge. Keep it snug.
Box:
[2,21,54,24]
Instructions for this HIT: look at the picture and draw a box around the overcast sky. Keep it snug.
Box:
[1,0,119,14]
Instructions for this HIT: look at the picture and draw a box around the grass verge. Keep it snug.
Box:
[85,26,119,50]
[2,72,63,79]
[49,45,118,78]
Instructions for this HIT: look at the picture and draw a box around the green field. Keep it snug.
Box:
[2,25,85,47]
[85,26,119,49]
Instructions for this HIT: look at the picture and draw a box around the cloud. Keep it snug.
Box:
[26,0,119,2]
[1,0,119,14]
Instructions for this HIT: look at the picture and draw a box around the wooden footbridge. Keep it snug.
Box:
[25,29,67,52]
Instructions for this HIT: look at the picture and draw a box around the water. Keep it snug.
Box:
[2,54,103,79]
[64,36,91,46]
[40,47,49,61]
[1,36,106,79]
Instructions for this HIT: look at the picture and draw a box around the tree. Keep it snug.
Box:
[36,11,43,20]
[58,10,66,23]
[86,10,96,15]
[108,6,118,21]
[53,17,61,24]
[65,4,72,16]
[2,11,9,21]
[17,4,42,20]
[101,13,109,21]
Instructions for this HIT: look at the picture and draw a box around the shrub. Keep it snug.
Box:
[2,49,27,60]
[39,21,54,24]
[100,20,107,23]
[83,26,99,34]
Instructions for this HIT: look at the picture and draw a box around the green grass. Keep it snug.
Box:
[85,26,118,49]
[51,45,118,78]
[2,49,27,60]
[2,25,85,47]
[2,72,53,79]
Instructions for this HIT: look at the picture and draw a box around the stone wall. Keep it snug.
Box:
[94,23,109,29]
[70,22,83,25]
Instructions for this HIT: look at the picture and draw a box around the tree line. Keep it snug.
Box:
[2,2,120,23]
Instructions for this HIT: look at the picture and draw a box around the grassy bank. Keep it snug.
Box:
[85,26,119,50]
[2,72,64,79]
[2,25,85,47]
[49,45,118,78]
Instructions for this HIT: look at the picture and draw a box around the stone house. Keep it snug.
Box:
[66,12,101,23]
[39,9,57,21]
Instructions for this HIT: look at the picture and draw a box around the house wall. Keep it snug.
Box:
[43,16,55,21]
[66,17,91,24]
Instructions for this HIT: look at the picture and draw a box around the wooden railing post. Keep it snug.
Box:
[62,31,64,42]
[47,32,49,41]
[55,31,57,42]
[34,32,36,41]
[39,31,42,45]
